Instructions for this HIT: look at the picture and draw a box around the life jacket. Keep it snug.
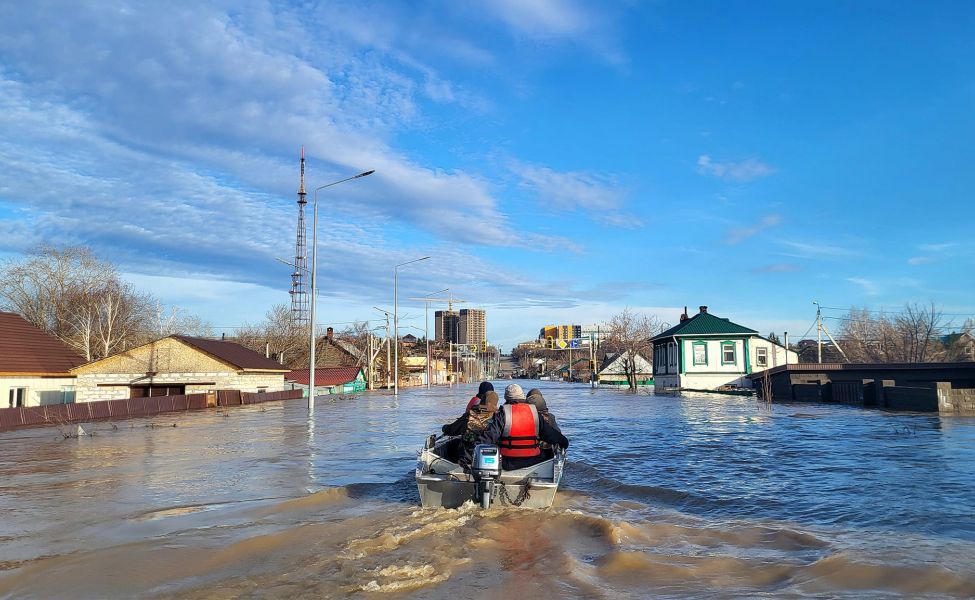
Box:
[498,403,541,457]
[465,395,480,412]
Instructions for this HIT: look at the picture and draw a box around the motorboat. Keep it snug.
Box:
[416,434,566,509]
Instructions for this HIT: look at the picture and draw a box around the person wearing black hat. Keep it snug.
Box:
[465,381,494,412]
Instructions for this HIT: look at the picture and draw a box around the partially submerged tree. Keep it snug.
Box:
[603,308,662,389]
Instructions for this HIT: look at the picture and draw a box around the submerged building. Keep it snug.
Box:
[652,306,797,391]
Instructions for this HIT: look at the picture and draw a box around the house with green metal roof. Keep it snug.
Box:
[651,306,798,392]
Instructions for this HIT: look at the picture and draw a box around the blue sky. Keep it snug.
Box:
[1,1,973,349]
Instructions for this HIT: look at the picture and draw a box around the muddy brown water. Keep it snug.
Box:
[1,382,974,598]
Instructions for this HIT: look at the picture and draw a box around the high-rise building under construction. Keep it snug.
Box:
[434,310,459,343]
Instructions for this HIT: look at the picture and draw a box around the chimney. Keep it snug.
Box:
[680,306,689,322]
[326,326,334,339]
[699,305,708,314]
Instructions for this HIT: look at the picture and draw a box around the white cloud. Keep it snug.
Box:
[907,256,934,266]
[510,161,641,228]
[779,240,861,258]
[847,277,880,296]
[480,0,625,64]
[488,0,591,38]
[918,242,956,253]
[725,214,783,244]
[697,154,776,182]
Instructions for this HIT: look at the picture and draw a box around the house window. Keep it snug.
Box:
[668,342,677,368]
[8,387,26,408]
[756,347,768,367]
[61,386,76,404]
[693,342,707,366]
[721,342,736,365]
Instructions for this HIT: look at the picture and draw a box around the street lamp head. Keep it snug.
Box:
[356,170,375,178]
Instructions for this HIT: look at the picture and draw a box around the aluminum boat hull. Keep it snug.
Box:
[416,435,565,509]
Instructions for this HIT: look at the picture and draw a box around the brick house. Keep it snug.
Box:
[71,335,289,402]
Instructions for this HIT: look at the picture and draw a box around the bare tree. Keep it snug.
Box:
[233,304,308,368]
[840,302,947,363]
[1,245,212,360]
[0,246,106,343]
[604,308,661,389]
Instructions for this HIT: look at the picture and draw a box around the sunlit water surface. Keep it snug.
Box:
[1,382,974,598]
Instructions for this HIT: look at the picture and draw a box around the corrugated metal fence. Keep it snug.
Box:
[0,389,303,432]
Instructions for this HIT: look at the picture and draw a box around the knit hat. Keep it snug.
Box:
[526,388,548,412]
[477,381,494,398]
[504,383,526,402]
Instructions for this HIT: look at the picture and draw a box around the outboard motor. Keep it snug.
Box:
[472,444,501,509]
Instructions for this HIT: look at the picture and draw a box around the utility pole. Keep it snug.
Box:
[813,301,849,364]
[814,301,823,364]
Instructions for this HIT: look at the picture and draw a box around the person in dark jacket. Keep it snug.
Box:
[442,390,500,469]
[526,388,561,451]
[465,381,494,412]
[526,388,560,431]
[478,384,568,471]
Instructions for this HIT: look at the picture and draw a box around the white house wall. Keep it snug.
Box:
[2,376,77,407]
[750,341,799,372]
[653,336,800,392]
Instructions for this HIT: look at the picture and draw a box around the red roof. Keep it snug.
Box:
[173,336,289,371]
[288,367,362,386]
[0,312,86,375]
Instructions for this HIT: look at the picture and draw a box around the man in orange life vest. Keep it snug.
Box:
[478,383,568,471]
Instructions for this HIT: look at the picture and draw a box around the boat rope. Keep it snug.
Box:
[498,478,532,506]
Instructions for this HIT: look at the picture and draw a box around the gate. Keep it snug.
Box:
[832,381,864,405]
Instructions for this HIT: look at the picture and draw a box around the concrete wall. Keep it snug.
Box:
[937,383,975,415]
[1,376,77,407]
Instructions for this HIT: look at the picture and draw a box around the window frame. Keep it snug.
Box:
[721,341,737,365]
[692,341,708,366]
[8,387,27,408]
[756,346,768,367]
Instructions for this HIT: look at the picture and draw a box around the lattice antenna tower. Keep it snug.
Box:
[289,146,309,323]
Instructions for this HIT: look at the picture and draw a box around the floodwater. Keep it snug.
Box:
[2,383,975,599]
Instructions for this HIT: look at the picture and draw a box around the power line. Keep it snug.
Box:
[819,306,975,317]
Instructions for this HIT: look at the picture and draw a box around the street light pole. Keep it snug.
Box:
[308,169,374,410]
[393,256,430,396]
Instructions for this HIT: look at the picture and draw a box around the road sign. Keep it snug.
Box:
[569,339,581,349]
[556,339,568,349]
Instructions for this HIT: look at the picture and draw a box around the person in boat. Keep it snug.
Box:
[441,390,500,469]
[526,388,561,451]
[479,384,568,471]
[465,381,494,412]
[526,388,560,432]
